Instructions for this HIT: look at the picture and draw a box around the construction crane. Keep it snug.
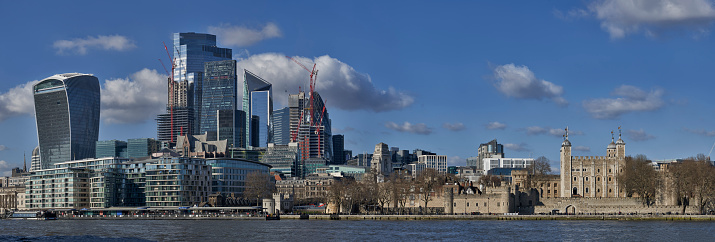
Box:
[162,42,176,143]
[286,56,326,159]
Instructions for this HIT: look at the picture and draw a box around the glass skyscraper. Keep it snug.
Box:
[173,33,232,135]
[271,107,290,145]
[33,73,100,169]
[201,60,239,146]
[242,70,272,148]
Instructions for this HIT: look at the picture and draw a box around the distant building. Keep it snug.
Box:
[95,140,128,158]
[417,155,448,173]
[371,143,392,176]
[145,155,212,207]
[272,107,290,145]
[482,157,534,174]
[206,158,271,197]
[33,73,100,168]
[262,143,299,177]
[332,134,345,165]
[156,78,194,144]
[242,70,273,148]
[127,138,160,159]
[201,60,240,147]
[30,146,41,172]
[478,139,504,166]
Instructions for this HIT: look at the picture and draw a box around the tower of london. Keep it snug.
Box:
[560,127,626,198]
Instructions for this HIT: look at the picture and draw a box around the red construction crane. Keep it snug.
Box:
[162,42,176,143]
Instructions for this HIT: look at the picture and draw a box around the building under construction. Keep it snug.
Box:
[289,91,332,177]
[157,78,194,145]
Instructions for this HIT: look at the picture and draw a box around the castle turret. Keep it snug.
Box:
[560,127,572,198]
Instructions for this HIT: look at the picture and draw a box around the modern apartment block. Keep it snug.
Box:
[33,73,100,169]
[205,158,271,196]
[144,156,212,207]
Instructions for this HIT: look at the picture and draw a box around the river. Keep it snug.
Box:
[1,219,714,241]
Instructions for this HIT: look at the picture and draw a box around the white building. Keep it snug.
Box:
[482,157,534,174]
[417,155,448,173]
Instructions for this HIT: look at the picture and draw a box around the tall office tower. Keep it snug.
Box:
[157,78,194,144]
[288,92,306,142]
[478,139,505,163]
[173,32,232,135]
[200,60,239,145]
[127,138,160,158]
[271,107,290,145]
[30,146,41,172]
[332,134,345,165]
[33,73,100,169]
[242,70,273,148]
[96,140,128,158]
[371,143,392,176]
[250,115,260,147]
[295,91,332,162]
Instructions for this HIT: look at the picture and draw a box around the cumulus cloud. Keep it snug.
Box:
[580,0,715,39]
[101,69,167,124]
[573,146,591,152]
[443,122,466,131]
[504,143,530,152]
[625,129,656,141]
[583,85,664,119]
[0,80,37,121]
[208,22,282,47]
[492,63,567,106]
[53,35,136,55]
[683,128,715,137]
[237,53,414,112]
[486,121,507,130]
[384,121,432,135]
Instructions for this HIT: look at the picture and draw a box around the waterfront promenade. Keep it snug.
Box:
[29,213,715,221]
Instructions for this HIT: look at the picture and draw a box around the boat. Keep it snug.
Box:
[266,213,280,220]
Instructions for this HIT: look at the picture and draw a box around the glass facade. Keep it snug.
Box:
[95,140,128,158]
[271,107,290,145]
[33,73,100,169]
[173,33,232,135]
[242,70,272,148]
[127,138,159,158]
[205,158,271,196]
[201,60,238,146]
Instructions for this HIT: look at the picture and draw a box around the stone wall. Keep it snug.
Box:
[534,197,697,214]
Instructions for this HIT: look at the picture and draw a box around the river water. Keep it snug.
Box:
[1,219,714,241]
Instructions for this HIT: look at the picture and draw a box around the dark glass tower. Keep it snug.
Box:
[271,107,290,145]
[201,60,239,146]
[242,70,272,148]
[33,73,100,169]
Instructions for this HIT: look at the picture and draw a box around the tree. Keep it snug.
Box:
[243,171,276,206]
[415,168,444,214]
[327,179,348,214]
[526,156,552,189]
[618,154,660,207]
[479,175,502,188]
[669,158,715,214]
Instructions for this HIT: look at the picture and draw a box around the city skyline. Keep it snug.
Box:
[2,1,715,175]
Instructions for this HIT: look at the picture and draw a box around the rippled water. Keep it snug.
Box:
[1,219,714,241]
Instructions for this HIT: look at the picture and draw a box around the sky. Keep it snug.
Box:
[1,0,715,176]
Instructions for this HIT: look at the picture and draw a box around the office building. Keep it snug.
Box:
[272,107,290,145]
[478,139,504,163]
[332,134,345,165]
[242,70,273,148]
[173,32,232,135]
[127,138,160,158]
[261,143,298,177]
[293,91,332,163]
[206,158,272,196]
[156,78,194,144]
[417,155,448,173]
[371,143,391,176]
[200,60,239,146]
[96,140,128,158]
[33,73,100,169]
[482,157,534,174]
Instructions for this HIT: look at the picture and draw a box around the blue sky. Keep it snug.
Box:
[2,0,715,175]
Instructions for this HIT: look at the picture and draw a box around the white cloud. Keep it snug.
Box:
[683,128,715,137]
[237,53,414,112]
[0,145,6,151]
[504,143,530,152]
[486,121,507,130]
[53,35,136,55]
[0,160,11,177]
[526,126,547,135]
[589,0,715,39]
[526,126,583,137]
[208,22,282,47]
[626,129,656,141]
[492,64,567,106]
[574,146,591,152]
[384,121,432,135]
[448,156,464,166]
[583,85,664,119]
[101,69,167,124]
[0,80,37,121]
[443,122,466,131]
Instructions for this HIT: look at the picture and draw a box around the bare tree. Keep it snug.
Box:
[479,175,502,188]
[618,155,660,207]
[243,171,276,206]
[669,159,715,214]
[327,179,347,214]
[415,168,444,214]
[526,156,552,189]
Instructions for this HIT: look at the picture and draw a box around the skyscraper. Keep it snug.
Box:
[156,78,194,144]
[33,73,100,169]
[242,70,272,148]
[201,60,239,146]
[173,33,232,135]
[271,107,290,145]
[332,134,345,165]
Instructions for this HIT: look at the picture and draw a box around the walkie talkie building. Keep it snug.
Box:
[33,73,100,169]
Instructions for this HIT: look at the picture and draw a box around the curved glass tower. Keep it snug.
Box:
[33,73,100,169]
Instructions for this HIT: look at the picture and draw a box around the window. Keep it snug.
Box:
[454,203,456,206]
[609,169,612,173]
[597,169,600,173]
[484,202,487,206]
[597,177,601,182]
[585,187,589,193]
[609,189,612,193]
[608,177,612,182]
[586,177,589,181]
[574,177,577,181]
